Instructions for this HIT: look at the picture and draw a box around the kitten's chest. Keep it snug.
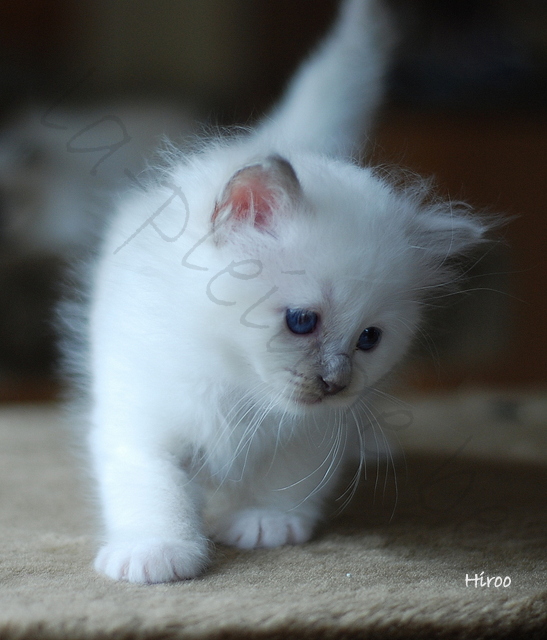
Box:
[187,406,295,485]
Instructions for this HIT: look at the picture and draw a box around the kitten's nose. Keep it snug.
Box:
[319,354,352,396]
[319,377,347,396]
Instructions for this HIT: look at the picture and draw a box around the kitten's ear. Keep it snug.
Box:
[212,154,302,238]
[411,207,490,258]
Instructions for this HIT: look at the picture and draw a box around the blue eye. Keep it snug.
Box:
[357,327,382,351]
[286,309,318,335]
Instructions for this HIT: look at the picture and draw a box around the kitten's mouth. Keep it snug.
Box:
[295,394,323,406]
[284,386,324,407]
[291,387,357,410]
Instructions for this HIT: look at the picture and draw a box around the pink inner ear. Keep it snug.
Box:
[213,168,277,230]
[213,155,301,234]
[227,177,275,228]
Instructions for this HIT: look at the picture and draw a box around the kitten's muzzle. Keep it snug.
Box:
[319,377,347,396]
[318,354,352,397]
[289,354,352,405]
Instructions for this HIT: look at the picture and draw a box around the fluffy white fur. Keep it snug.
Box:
[75,0,489,583]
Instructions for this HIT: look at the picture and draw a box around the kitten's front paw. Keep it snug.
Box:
[94,537,209,584]
[211,509,315,549]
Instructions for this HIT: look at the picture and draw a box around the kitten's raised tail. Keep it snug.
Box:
[259,0,396,158]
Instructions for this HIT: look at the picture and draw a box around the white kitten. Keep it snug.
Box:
[71,0,489,583]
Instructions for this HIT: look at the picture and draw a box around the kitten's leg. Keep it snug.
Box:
[207,428,352,549]
[90,423,209,584]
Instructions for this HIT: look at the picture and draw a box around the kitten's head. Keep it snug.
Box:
[208,153,488,413]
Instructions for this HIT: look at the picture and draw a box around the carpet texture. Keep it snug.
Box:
[1,392,546,640]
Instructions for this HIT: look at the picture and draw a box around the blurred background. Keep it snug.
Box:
[0,0,546,401]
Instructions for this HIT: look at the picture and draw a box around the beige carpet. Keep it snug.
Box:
[1,392,546,639]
